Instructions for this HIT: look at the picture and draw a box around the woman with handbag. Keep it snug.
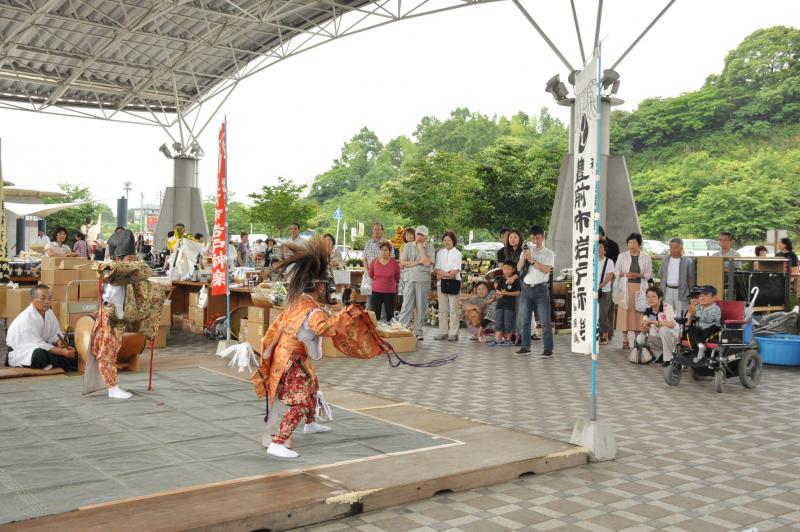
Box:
[614,233,653,350]
[434,231,463,341]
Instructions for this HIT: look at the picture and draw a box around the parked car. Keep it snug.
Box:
[682,239,722,257]
[737,245,775,257]
[643,239,670,256]
[463,241,503,260]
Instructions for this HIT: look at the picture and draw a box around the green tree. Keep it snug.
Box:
[44,183,114,244]
[202,194,266,236]
[414,107,499,159]
[469,136,563,231]
[312,190,408,239]
[681,175,799,244]
[381,151,476,236]
[249,177,318,237]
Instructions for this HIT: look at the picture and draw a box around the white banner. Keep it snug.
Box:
[571,55,601,354]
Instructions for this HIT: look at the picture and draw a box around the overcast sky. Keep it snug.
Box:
[0,0,797,215]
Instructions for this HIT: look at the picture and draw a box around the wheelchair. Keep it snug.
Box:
[664,299,761,393]
[664,287,799,392]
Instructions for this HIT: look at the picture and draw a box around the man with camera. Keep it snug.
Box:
[516,226,555,357]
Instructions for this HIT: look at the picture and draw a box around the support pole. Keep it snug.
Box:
[610,0,678,71]
[511,0,575,73]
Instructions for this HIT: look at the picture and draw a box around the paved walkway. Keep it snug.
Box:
[287,328,800,532]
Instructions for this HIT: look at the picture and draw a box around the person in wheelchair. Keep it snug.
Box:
[635,286,680,365]
[684,285,721,363]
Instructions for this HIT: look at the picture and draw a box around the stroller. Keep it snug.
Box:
[664,287,798,393]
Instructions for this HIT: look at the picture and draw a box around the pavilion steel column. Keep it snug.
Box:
[15,218,25,254]
[117,197,128,228]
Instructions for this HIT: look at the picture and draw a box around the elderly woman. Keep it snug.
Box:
[635,286,679,364]
[45,227,77,257]
[615,232,653,350]
[434,231,463,341]
[397,227,416,311]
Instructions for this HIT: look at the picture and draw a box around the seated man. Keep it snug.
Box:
[6,285,77,371]
[685,285,721,363]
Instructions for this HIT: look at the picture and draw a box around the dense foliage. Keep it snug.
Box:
[612,26,800,243]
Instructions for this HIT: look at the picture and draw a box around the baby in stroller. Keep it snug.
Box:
[684,285,722,363]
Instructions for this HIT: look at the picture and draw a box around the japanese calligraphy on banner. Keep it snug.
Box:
[571,56,601,355]
[211,122,228,296]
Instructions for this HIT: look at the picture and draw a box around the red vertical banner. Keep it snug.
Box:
[211,122,228,296]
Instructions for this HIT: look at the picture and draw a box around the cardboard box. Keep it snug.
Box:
[188,306,206,327]
[74,262,99,281]
[0,286,7,318]
[41,268,79,286]
[79,281,99,300]
[239,318,248,339]
[247,324,266,353]
[322,333,416,358]
[3,288,32,320]
[153,327,168,348]
[187,324,204,335]
[269,307,283,323]
[50,283,79,302]
[248,305,270,324]
[160,302,171,326]
[189,291,201,308]
[54,301,94,330]
[40,257,91,270]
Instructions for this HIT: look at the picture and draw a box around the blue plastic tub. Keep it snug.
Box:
[755,335,800,366]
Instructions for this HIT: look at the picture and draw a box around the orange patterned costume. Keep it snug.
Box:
[252,294,341,444]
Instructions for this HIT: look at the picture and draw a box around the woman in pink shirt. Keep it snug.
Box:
[368,241,401,322]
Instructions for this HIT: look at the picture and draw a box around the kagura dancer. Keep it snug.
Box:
[252,236,345,459]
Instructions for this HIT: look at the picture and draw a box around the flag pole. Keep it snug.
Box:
[224,117,231,342]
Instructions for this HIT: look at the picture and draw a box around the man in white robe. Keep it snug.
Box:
[6,285,77,370]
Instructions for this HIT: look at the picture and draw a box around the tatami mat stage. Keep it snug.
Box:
[1,334,587,531]
[0,368,449,525]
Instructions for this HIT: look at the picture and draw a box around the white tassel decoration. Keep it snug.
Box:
[316,390,333,421]
[218,342,259,373]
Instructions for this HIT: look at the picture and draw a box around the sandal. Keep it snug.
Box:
[600,338,609,345]
[622,339,630,350]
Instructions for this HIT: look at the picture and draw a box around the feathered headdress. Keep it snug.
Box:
[271,235,330,302]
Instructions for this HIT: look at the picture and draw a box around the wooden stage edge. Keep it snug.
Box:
[6,356,589,532]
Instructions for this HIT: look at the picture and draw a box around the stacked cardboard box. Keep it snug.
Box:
[246,306,285,353]
[2,287,32,323]
[185,292,206,333]
[153,301,172,349]
[39,258,93,330]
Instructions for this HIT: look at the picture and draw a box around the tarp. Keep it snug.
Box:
[4,199,101,218]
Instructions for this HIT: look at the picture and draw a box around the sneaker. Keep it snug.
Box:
[500,340,514,347]
[448,335,458,341]
[42,364,54,371]
[434,333,448,341]
[469,335,478,341]
[487,340,499,347]
[540,350,553,358]
[415,335,424,341]
[531,334,541,341]
[514,348,531,355]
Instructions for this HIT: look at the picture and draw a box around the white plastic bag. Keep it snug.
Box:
[198,285,209,309]
[612,278,628,310]
[634,289,648,313]
[360,272,372,296]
